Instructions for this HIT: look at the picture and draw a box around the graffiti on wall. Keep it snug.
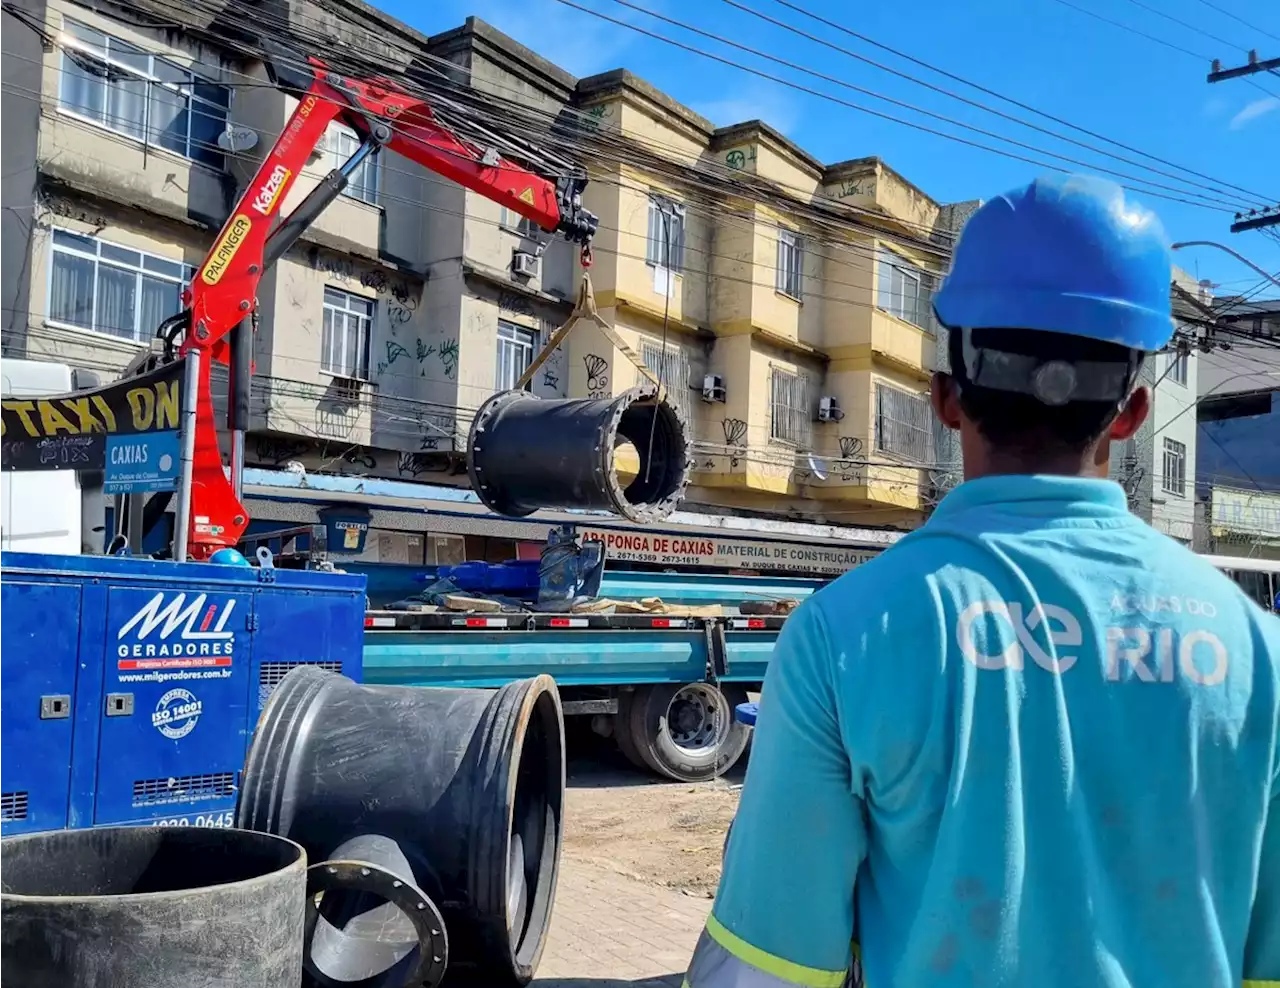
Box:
[836,436,865,483]
[584,353,609,398]
[722,418,748,469]
[835,178,874,199]
[497,290,534,318]
[306,248,420,333]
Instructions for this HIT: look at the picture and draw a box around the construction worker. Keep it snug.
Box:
[687,174,1280,988]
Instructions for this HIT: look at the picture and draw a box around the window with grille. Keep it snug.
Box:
[323,122,380,205]
[58,18,230,169]
[641,341,691,420]
[1167,352,1188,386]
[48,228,192,342]
[646,196,685,272]
[499,206,539,238]
[877,247,936,331]
[776,228,804,300]
[875,384,933,462]
[1162,437,1187,496]
[322,287,373,379]
[769,366,811,446]
[496,320,537,391]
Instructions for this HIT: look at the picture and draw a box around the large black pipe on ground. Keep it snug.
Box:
[238,665,566,987]
[0,826,306,988]
[467,385,691,524]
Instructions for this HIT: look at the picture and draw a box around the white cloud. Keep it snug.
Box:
[692,83,800,136]
[1229,96,1280,130]
[1202,94,1229,117]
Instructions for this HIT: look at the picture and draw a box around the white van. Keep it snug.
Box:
[1,358,101,555]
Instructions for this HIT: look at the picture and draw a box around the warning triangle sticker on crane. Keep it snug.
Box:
[517,188,536,205]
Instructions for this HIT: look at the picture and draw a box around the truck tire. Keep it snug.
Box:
[612,691,650,771]
[625,682,751,782]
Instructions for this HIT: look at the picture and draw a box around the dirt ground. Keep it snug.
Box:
[560,727,745,898]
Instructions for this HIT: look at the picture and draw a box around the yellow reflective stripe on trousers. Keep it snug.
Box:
[685,915,849,988]
[1243,981,1280,986]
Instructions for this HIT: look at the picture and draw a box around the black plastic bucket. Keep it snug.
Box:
[1,826,306,988]
[238,666,566,986]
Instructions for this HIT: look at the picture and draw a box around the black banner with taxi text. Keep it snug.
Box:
[1,360,186,472]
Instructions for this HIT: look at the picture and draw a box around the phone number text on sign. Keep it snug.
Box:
[155,811,235,828]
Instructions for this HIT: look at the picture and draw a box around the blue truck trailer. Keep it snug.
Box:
[1,549,814,838]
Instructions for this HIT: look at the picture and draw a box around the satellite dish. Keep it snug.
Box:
[807,454,827,481]
[217,125,259,152]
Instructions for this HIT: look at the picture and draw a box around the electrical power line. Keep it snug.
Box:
[1048,0,1280,99]
[542,0,1245,214]
[740,0,1274,206]
[1189,0,1280,45]
[596,0,1264,210]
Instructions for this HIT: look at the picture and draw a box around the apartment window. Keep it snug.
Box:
[58,18,229,169]
[776,228,804,300]
[1167,351,1188,386]
[877,247,936,331]
[322,287,373,379]
[499,207,539,238]
[641,341,691,420]
[769,366,811,446]
[646,196,685,272]
[323,123,380,205]
[48,228,191,342]
[1162,437,1187,497]
[875,384,933,462]
[495,320,537,391]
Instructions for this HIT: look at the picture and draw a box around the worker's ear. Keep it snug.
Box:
[930,372,963,431]
[1109,385,1150,441]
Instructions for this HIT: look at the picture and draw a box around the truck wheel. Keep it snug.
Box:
[612,691,649,771]
[626,682,751,783]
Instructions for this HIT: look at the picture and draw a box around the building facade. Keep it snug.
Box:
[2,3,960,561]
[1194,297,1280,558]
[568,72,950,529]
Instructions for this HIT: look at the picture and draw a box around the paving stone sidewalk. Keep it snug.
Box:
[534,858,712,987]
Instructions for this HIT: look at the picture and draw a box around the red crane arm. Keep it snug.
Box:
[178,56,597,559]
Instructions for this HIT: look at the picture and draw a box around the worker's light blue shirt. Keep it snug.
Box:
[690,475,1280,988]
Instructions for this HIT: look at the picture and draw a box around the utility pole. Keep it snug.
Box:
[1205,50,1280,232]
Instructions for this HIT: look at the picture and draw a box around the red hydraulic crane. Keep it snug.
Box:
[167,50,599,560]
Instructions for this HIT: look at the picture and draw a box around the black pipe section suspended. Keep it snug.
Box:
[467,385,691,524]
[0,826,306,988]
[238,665,566,987]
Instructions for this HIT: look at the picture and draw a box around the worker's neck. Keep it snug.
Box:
[963,443,1111,482]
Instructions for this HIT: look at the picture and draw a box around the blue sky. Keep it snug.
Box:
[384,0,1279,294]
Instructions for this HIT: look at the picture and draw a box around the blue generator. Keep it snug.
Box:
[0,552,366,836]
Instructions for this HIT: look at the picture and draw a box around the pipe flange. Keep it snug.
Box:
[466,389,539,516]
[302,858,449,988]
[602,385,693,525]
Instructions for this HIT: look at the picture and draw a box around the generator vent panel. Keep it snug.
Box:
[258,661,343,710]
[1,791,30,821]
[132,772,237,807]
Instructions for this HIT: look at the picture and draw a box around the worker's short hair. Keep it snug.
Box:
[947,326,1146,452]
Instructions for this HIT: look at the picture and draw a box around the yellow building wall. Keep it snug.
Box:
[575,88,950,525]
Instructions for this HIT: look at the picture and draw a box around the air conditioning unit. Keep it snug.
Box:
[511,250,540,278]
[817,395,845,422]
[701,373,726,403]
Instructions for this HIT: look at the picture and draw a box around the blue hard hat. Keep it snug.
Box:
[209,547,252,567]
[934,174,1175,352]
